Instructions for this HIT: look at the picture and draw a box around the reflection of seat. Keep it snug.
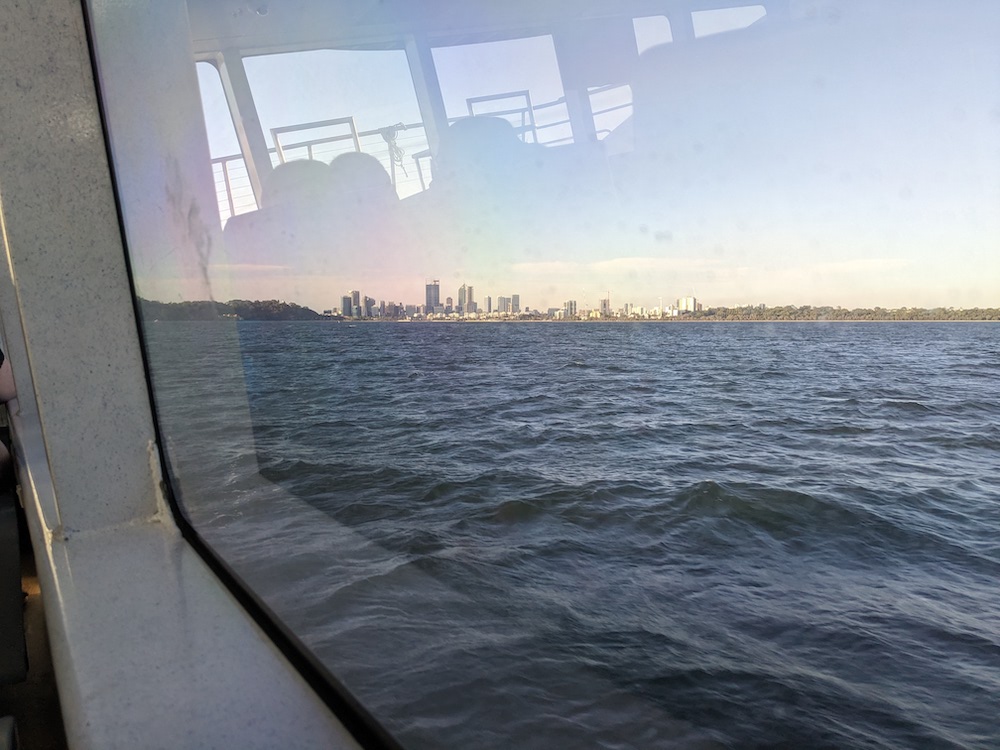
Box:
[621,6,967,206]
[402,116,620,271]
[328,151,398,210]
[222,157,412,279]
[629,15,810,181]
[433,116,537,193]
[261,159,332,208]
[617,16,797,208]
[466,90,539,143]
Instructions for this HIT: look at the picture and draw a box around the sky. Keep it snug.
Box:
[190,1,1000,313]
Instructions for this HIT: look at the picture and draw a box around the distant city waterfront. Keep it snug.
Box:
[140,297,1000,323]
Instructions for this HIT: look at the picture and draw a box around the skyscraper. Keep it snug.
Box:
[425,279,440,313]
[678,296,698,312]
[511,294,520,314]
[457,284,467,313]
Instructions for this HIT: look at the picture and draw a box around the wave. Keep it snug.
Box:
[879,399,938,414]
[664,481,998,572]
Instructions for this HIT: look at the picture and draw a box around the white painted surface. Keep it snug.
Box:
[0,0,360,747]
[0,0,159,533]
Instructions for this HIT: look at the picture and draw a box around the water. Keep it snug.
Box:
[146,321,1000,749]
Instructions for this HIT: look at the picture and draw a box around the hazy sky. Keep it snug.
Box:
[195,2,999,313]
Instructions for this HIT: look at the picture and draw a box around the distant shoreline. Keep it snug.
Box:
[150,317,1000,324]
[138,299,1000,323]
[324,318,1000,324]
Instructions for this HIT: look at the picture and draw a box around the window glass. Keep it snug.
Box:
[590,83,631,135]
[692,5,767,38]
[243,49,427,197]
[196,62,257,222]
[633,14,673,53]
[101,2,1000,748]
[432,37,571,145]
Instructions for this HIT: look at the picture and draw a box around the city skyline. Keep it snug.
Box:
[326,277,747,320]
[218,264,999,322]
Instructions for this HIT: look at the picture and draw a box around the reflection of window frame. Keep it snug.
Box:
[632,14,674,53]
[691,5,767,38]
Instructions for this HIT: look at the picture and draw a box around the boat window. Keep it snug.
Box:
[692,5,767,38]
[431,36,570,145]
[92,0,1000,747]
[197,61,257,222]
[589,83,633,146]
[243,49,427,198]
[632,15,673,53]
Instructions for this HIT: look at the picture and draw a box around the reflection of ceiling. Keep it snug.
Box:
[185,0,762,56]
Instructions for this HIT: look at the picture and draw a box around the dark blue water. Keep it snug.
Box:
[147,321,1000,749]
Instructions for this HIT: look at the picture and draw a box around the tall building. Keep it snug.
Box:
[340,295,352,317]
[678,296,699,312]
[457,284,467,313]
[600,297,611,317]
[486,295,492,314]
[564,300,577,317]
[425,279,440,313]
[511,294,520,314]
[498,296,511,314]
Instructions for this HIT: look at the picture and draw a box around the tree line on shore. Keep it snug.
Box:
[139,298,322,321]
[138,298,1000,322]
[685,305,1000,321]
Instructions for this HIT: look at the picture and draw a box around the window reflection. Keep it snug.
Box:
[125,1,1000,747]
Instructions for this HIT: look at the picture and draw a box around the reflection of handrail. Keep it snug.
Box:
[210,125,432,221]
[595,102,632,116]
[276,121,426,154]
[210,127,428,173]
[532,96,567,110]
[219,95,620,168]
[271,117,361,163]
[219,159,236,217]
[467,90,538,143]
[211,90,631,219]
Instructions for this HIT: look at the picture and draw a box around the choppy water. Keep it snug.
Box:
[146,321,1000,749]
